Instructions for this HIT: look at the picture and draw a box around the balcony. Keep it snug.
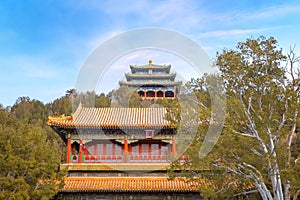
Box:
[129,155,171,163]
[69,154,185,164]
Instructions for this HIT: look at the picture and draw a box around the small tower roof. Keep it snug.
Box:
[130,60,171,73]
[124,73,176,81]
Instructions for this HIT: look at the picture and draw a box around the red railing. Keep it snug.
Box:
[69,154,189,163]
[129,154,171,163]
[84,155,123,163]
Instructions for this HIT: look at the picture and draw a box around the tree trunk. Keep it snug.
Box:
[284,181,290,200]
[256,181,274,200]
[293,190,300,200]
[284,110,298,200]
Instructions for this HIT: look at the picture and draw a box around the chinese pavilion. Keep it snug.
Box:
[48,61,204,200]
[119,60,181,98]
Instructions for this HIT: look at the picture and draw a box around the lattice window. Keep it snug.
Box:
[115,144,122,155]
[131,144,139,155]
[151,144,159,155]
[88,145,94,155]
[97,144,104,155]
[161,145,169,155]
[106,143,112,155]
[141,144,149,154]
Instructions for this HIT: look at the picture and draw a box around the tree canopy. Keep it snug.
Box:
[169,36,300,200]
[0,99,65,199]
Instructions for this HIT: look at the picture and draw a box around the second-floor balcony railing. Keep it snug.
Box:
[69,154,185,164]
[83,154,124,163]
[129,154,171,163]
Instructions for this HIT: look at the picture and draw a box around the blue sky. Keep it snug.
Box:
[1,0,300,107]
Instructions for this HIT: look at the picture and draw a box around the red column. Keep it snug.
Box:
[149,143,152,161]
[93,143,97,161]
[154,91,157,98]
[104,144,107,155]
[124,139,128,163]
[138,144,142,156]
[94,143,97,155]
[112,143,116,157]
[163,91,165,98]
[66,138,71,164]
[172,138,176,157]
[144,91,147,98]
[158,143,161,156]
[79,139,83,163]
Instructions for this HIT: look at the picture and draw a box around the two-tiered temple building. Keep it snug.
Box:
[48,61,203,200]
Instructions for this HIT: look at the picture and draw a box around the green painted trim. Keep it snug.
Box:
[60,163,171,171]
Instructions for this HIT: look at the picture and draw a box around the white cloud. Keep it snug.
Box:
[208,3,300,28]
[79,0,208,31]
[85,30,124,49]
[244,4,300,20]
[196,28,267,38]
[0,54,72,79]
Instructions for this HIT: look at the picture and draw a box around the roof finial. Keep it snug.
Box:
[149,59,152,65]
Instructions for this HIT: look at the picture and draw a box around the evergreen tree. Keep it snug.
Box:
[0,108,64,199]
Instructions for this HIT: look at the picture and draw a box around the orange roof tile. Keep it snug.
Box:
[48,105,174,129]
[61,177,203,192]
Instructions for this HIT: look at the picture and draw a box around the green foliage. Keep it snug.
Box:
[216,36,299,199]
[110,86,142,107]
[159,98,181,124]
[169,36,300,199]
[0,88,127,199]
[95,93,111,108]
[0,108,65,199]
[11,97,48,126]
[48,89,111,116]
[50,95,72,116]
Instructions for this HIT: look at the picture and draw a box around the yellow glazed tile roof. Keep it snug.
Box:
[48,105,174,129]
[61,177,202,192]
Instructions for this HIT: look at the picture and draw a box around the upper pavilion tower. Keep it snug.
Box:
[119,60,181,98]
